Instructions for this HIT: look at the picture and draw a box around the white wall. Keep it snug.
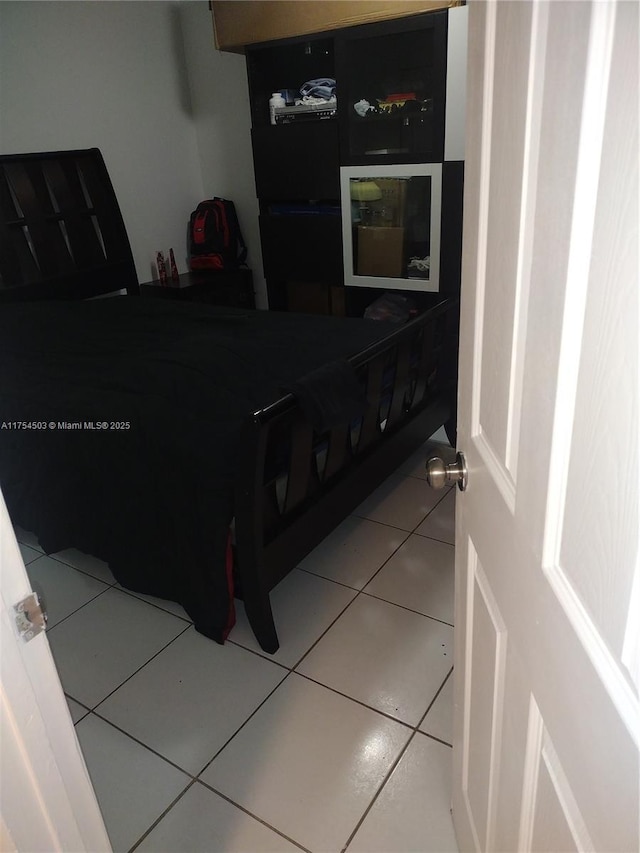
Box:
[179,2,266,307]
[0,0,263,300]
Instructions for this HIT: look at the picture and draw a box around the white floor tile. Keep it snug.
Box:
[66,695,89,724]
[137,781,301,853]
[96,627,287,775]
[364,534,455,625]
[348,734,458,853]
[25,555,110,629]
[19,452,459,852]
[353,472,444,531]
[19,542,41,565]
[416,488,456,545]
[51,547,117,585]
[115,584,192,622]
[298,595,454,727]
[399,440,457,480]
[230,569,357,667]
[12,526,43,551]
[299,515,408,590]
[47,588,188,708]
[201,673,411,853]
[75,714,189,853]
[420,671,454,745]
[428,426,451,445]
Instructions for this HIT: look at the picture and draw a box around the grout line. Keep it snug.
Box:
[47,585,192,639]
[349,511,415,531]
[195,779,312,853]
[416,729,454,749]
[289,589,363,670]
[289,522,420,670]
[338,515,414,534]
[350,481,452,531]
[13,532,44,553]
[89,622,193,712]
[225,635,292,671]
[295,564,376,592]
[111,585,194,624]
[357,588,455,628]
[415,666,454,736]
[40,585,114,634]
[294,672,415,733]
[413,530,455,547]
[339,650,453,853]
[37,549,197,627]
[295,524,412,593]
[127,778,198,853]
[87,710,196,780]
[341,729,419,853]
[194,670,293,778]
[48,551,120,586]
[228,584,365,673]
[410,488,453,533]
[65,693,90,715]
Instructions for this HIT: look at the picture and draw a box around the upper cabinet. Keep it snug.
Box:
[244,5,467,312]
[212,0,461,53]
[335,12,448,165]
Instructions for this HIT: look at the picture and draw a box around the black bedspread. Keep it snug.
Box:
[0,296,394,642]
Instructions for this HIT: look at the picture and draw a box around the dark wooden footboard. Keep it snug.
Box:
[234,297,458,653]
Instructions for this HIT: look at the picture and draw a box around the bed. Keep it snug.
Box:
[0,148,458,653]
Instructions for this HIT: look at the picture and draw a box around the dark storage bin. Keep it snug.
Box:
[260,211,343,283]
[252,122,340,200]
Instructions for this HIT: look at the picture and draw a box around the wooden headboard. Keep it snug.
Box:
[0,148,139,302]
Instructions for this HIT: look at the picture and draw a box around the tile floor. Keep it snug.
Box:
[16,439,458,853]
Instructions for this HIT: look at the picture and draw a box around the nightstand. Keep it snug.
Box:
[140,269,255,309]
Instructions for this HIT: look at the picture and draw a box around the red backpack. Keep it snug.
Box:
[188,198,247,271]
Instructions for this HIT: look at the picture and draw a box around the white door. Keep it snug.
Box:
[451,1,639,851]
[0,490,111,852]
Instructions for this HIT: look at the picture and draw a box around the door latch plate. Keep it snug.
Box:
[14,592,47,642]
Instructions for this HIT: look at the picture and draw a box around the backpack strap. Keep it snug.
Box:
[215,198,248,266]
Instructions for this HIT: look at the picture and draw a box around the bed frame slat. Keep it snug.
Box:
[411,321,436,408]
[385,338,412,429]
[323,423,350,480]
[356,356,385,451]
[283,416,314,513]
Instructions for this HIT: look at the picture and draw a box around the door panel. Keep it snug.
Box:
[478,2,532,472]
[521,705,582,853]
[462,543,507,853]
[453,3,639,852]
[0,491,110,851]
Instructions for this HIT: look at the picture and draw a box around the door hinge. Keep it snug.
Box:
[14,592,47,642]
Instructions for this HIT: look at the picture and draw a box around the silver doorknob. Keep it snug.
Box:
[426,451,468,491]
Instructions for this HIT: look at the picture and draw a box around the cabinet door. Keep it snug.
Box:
[252,122,340,199]
[335,11,448,165]
[340,163,442,292]
[260,212,343,283]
